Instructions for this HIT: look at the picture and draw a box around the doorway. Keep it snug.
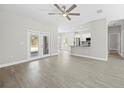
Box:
[108,33,121,54]
[28,31,50,60]
[108,19,124,59]
[40,33,50,57]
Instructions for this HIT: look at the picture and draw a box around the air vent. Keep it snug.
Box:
[97,9,103,14]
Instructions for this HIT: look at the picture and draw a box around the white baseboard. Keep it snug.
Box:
[0,56,44,69]
[51,53,58,56]
[0,59,29,69]
[71,53,107,61]
[0,53,59,69]
[120,53,124,59]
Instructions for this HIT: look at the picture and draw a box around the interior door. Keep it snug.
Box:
[40,33,50,57]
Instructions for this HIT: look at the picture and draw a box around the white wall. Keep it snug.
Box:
[50,31,58,54]
[71,18,108,61]
[0,11,58,65]
[0,19,3,62]
[121,21,124,58]
[123,28,124,58]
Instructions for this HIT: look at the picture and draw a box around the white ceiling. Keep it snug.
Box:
[0,4,60,25]
[0,4,105,25]
[1,4,124,32]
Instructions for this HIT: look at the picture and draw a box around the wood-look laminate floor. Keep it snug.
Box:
[0,52,124,88]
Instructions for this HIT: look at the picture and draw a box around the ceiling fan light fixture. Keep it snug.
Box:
[49,4,80,21]
[62,13,67,17]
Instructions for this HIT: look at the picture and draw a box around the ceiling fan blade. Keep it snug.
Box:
[66,16,71,21]
[68,13,80,16]
[48,13,62,15]
[54,4,63,12]
[66,4,77,13]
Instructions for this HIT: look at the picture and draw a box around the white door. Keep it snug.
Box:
[40,33,50,57]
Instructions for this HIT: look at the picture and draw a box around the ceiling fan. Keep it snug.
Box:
[48,4,80,21]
